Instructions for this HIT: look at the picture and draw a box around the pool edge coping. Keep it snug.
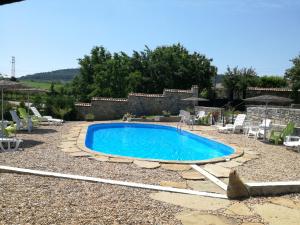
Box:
[76,121,244,164]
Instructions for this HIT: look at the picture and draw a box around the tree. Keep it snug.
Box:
[285,54,300,103]
[237,67,258,99]
[222,67,241,101]
[222,66,258,100]
[72,44,217,101]
[258,76,287,88]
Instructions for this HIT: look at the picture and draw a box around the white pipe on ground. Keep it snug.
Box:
[0,165,228,199]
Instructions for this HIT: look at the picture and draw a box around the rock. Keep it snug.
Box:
[187,180,225,194]
[160,181,187,189]
[225,202,253,216]
[133,160,160,169]
[149,192,230,211]
[180,171,205,180]
[176,211,238,225]
[270,197,300,210]
[203,164,231,178]
[109,157,133,163]
[226,170,250,199]
[252,203,300,225]
[161,164,191,171]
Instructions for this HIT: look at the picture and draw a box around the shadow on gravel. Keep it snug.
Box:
[21,140,44,148]
[17,128,58,135]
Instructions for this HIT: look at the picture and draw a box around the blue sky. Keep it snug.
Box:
[0,0,300,77]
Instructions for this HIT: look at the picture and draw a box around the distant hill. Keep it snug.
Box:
[20,68,80,82]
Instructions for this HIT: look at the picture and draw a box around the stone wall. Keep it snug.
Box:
[76,86,198,120]
[246,106,300,127]
[195,106,222,114]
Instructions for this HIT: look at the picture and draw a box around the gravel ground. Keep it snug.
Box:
[0,123,184,225]
[1,122,300,224]
[198,128,300,182]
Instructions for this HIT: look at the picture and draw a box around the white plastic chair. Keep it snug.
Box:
[218,114,246,133]
[284,136,300,152]
[9,110,32,132]
[30,107,63,125]
[0,137,23,151]
[0,125,23,151]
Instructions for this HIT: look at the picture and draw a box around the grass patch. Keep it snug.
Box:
[20,80,64,91]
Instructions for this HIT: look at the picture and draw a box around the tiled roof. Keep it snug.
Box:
[164,88,192,93]
[75,103,91,107]
[247,87,298,92]
[92,97,128,102]
[128,93,164,98]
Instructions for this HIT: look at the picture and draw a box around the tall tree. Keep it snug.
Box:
[222,66,258,100]
[285,54,300,103]
[72,44,217,101]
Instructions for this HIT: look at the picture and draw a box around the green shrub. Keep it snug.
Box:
[85,113,95,121]
[162,110,171,117]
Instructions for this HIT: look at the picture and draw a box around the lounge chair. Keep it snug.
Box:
[257,119,272,138]
[217,114,246,133]
[247,119,272,138]
[179,110,193,125]
[269,122,295,145]
[0,137,23,151]
[196,111,206,120]
[0,129,22,151]
[18,107,40,126]
[30,107,63,125]
[9,110,33,132]
[284,136,300,153]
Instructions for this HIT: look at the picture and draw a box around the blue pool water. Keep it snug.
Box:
[85,123,234,161]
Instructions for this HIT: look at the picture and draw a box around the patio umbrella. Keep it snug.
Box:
[0,80,25,136]
[181,97,209,112]
[244,95,293,141]
[14,88,48,113]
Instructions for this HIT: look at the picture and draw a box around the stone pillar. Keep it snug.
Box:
[191,85,199,97]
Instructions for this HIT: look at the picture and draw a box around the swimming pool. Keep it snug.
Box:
[85,123,235,162]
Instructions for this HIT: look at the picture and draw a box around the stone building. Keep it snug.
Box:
[75,85,199,120]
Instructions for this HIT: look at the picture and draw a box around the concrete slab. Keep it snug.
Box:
[252,203,300,225]
[203,164,231,178]
[161,164,191,171]
[133,160,160,169]
[109,157,133,163]
[149,192,230,211]
[224,202,254,216]
[234,157,252,163]
[180,171,205,180]
[216,161,242,168]
[175,211,238,225]
[69,152,92,157]
[270,197,300,210]
[187,180,225,194]
[89,155,109,162]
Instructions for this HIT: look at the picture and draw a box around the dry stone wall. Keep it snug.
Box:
[246,106,300,127]
[76,86,198,120]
